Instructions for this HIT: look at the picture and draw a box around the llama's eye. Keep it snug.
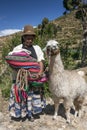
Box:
[47,46,51,50]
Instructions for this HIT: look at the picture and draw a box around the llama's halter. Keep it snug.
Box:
[46,45,59,66]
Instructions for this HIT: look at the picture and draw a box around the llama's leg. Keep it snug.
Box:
[74,97,84,118]
[64,99,72,123]
[74,98,79,117]
[78,97,85,118]
[53,99,59,120]
[74,110,78,117]
[65,107,71,123]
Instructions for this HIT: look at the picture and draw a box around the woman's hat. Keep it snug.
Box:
[22,25,36,36]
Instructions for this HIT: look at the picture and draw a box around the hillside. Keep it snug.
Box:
[0,11,84,72]
[53,11,83,45]
[0,11,83,46]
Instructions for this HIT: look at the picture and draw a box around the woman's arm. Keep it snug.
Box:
[36,61,44,79]
[39,61,44,75]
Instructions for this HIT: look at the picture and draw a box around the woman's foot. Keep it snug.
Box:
[28,116,34,122]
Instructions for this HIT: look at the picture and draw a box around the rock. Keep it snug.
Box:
[0,125,10,130]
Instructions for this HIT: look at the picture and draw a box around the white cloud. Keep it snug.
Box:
[0,29,21,37]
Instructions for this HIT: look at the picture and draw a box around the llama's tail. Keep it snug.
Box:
[77,71,85,77]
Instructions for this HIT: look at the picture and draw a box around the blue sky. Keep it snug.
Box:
[0,0,65,36]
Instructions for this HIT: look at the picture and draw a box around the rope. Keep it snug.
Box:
[16,68,30,92]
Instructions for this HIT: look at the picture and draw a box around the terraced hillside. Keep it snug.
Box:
[0,11,84,73]
[53,11,83,47]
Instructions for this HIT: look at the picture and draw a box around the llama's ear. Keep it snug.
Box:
[43,47,46,52]
[56,41,59,45]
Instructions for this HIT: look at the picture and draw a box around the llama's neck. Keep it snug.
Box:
[49,53,64,73]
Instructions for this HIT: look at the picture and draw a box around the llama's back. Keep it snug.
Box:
[67,70,87,97]
[49,70,87,99]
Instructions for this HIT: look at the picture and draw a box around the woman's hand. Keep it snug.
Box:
[32,61,44,80]
[31,72,42,80]
[36,72,42,79]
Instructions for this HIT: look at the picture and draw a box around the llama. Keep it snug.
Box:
[44,40,87,123]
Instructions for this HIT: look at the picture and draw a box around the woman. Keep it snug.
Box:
[8,25,46,121]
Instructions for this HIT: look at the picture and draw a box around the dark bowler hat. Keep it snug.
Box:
[22,25,36,36]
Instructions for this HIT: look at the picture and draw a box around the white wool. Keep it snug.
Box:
[45,40,87,123]
[77,71,85,76]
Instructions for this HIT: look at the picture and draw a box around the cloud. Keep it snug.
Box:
[0,29,21,37]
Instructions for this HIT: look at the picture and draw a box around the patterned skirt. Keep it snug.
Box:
[9,83,46,118]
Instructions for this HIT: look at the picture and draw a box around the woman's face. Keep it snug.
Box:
[23,35,34,47]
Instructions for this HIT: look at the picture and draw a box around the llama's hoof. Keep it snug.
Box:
[66,119,70,124]
[52,116,57,120]
[74,111,78,117]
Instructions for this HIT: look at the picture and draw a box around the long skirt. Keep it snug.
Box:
[9,83,46,118]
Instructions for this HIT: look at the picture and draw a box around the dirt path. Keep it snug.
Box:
[0,96,87,130]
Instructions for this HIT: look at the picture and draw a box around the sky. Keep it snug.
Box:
[0,0,65,37]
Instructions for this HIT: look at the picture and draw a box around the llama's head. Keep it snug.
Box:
[43,40,59,56]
